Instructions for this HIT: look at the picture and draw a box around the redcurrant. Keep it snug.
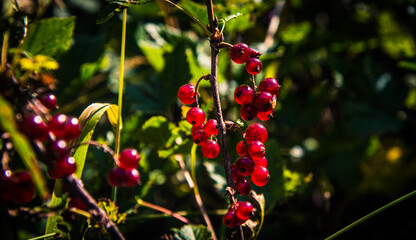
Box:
[234,85,254,105]
[191,124,204,135]
[201,140,220,159]
[245,58,263,75]
[236,141,248,156]
[257,109,273,121]
[107,167,126,187]
[229,43,251,64]
[245,123,268,143]
[192,129,208,145]
[38,93,57,109]
[223,210,238,228]
[123,168,140,187]
[119,148,140,170]
[235,178,251,196]
[47,156,77,179]
[204,119,218,135]
[236,201,254,221]
[259,77,279,96]
[254,157,268,168]
[251,166,270,187]
[240,103,258,121]
[186,107,205,126]
[178,84,196,105]
[20,115,48,140]
[235,156,255,176]
[253,91,273,112]
[247,140,266,160]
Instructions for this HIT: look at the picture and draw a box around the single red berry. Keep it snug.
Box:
[236,201,254,221]
[64,117,81,140]
[235,156,255,176]
[257,109,273,121]
[11,171,35,204]
[223,210,238,228]
[178,84,196,105]
[192,129,208,145]
[240,103,258,121]
[20,115,48,140]
[259,78,279,96]
[245,123,268,143]
[236,141,248,156]
[47,156,77,179]
[107,167,126,187]
[119,148,140,169]
[254,157,268,168]
[49,114,67,138]
[229,43,251,64]
[47,139,70,162]
[201,140,220,159]
[235,178,251,196]
[250,48,262,59]
[234,85,254,105]
[231,164,244,183]
[247,140,266,160]
[204,119,218,135]
[38,93,57,109]
[191,124,205,135]
[186,107,205,126]
[253,91,273,112]
[69,197,87,210]
[251,166,270,187]
[245,58,263,75]
[123,168,140,187]
[0,171,14,203]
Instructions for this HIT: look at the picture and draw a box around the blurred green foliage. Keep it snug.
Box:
[2,0,416,239]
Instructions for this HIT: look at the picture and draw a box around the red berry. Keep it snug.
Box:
[201,140,220,159]
[245,58,263,75]
[123,168,140,187]
[257,109,273,121]
[250,49,262,59]
[223,210,238,228]
[192,129,208,145]
[240,103,258,121]
[178,84,196,105]
[236,201,254,221]
[234,85,254,105]
[204,119,218,135]
[251,166,270,187]
[229,43,251,64]
[253,91,273,112]
[119,148,140,169]
[236,141,248,156]
[20,115,48,140]
[254,157,268,168]
[47,140,70,162]
[235,178,251,196]
[247,140,266,160]
[69,197,87,210]
[11,171,35,204]
[191,124,204,135]
[38,93,57,109]
[49,114,67,138]
[235,156,255,176]
[245,123,268,143]
[186,107,205,126]
[231,164,244,183]
[0,171,14,203]
[64,117,81,140]
[47,156,77,179]
[107,167,126,187]
[259,78,279,96]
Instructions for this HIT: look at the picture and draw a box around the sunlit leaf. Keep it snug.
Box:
[171,224,211,240]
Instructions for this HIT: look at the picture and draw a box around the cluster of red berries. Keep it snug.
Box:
[0,170,35,204]
[107,148,141,187]
[229,43,263,75]
[232,123,270,196]
[19,113,81,179]
[178,85,221,159]
[223,201,254,228]
[235,77,279,121]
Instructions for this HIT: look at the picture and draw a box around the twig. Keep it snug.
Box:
[62,174,126,240]
[175,154,218,240]
[131,199,191,224]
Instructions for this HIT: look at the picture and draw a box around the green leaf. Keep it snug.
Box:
[45,103,116,235]
[96,3,123,24]
[178,0,209,27]
[203,160,227,194]
[171,225,211,240]
[138,116,176,147]
[106,104,120,129]
[0,95,49,201]
[22,17,75,57]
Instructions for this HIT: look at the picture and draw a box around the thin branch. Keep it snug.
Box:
[175,153,217,240]
[132,199,191,224]
[62,174,126,240]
